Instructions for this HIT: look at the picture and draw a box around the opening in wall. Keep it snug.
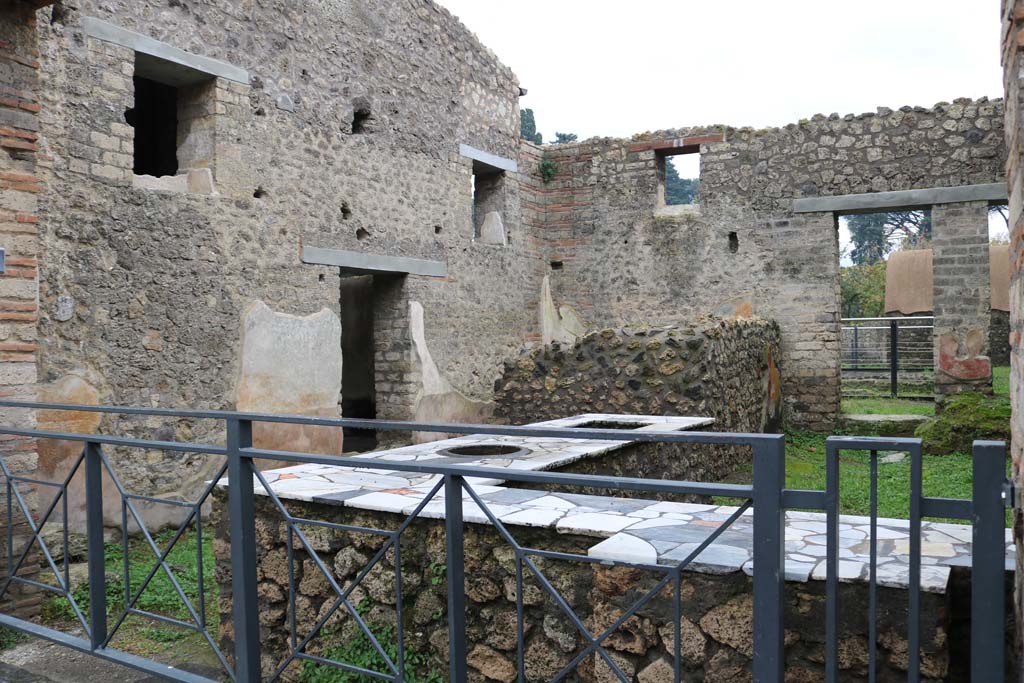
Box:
[127,77,178,177]
[657,148,700,211]
[471,159,507,245]
[126,53,218,193]
[340,275,377,452]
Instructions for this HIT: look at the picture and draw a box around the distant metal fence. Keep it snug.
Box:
[842,316,934,399]
[0,402,1010,682]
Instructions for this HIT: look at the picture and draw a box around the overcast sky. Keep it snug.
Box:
[435,0,1003,141]
[436,0,1008,256]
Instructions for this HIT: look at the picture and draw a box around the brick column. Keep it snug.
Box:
[931,200,993,400]
[0,0,53,618]
[1002,0,1024,662]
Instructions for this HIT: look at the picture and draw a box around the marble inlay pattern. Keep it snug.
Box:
[223,414,1014,595]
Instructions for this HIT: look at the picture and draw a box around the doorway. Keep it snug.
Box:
[339,275,377,452]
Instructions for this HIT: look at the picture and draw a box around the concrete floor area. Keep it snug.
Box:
[0,637,224,683]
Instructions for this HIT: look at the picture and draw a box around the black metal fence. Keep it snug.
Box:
[0,402,1010,682]
[842,316,934,399]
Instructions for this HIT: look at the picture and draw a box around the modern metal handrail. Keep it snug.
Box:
[0,402,1009,682]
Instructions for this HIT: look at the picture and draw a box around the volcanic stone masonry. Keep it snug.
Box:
[493,318,781,496]
[0,1,1011,541]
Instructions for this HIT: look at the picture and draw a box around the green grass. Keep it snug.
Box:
[841,366,1010,417]
[994,365,1010,397]
[717,431,1012,526]
[841,397,934,416]
[42,527,219,659]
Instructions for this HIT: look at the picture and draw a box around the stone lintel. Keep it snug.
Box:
[458,144,518,173]
[302,246,447,278]
[628,134,725,153]
[82,16,249,85]
[792,183,1008,214]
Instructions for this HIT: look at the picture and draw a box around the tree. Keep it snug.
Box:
[990,204,1009,227]
[846,210,931,265]
[664,157,699,205]
[520,108,542,144]
[554,132,578,144]
[840,260,887,318]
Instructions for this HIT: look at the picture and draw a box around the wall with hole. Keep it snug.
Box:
[533,101,1004,429]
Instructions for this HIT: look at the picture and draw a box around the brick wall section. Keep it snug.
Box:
[0,0,49,618]
[931,201,993,398]
[1001,0,1024,663]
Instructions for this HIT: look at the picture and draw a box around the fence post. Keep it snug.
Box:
[227,417,261,683]
[84,441,106,650]
[752,435,786,683]
[444,474,468,683]
[971,440,1006,681]
[852,326,859,369]
[889,319,899,398]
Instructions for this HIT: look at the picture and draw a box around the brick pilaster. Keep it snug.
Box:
[0,0,50,618]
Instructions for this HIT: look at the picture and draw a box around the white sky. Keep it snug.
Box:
[435,1,1007,260]
[435,0,1003,140]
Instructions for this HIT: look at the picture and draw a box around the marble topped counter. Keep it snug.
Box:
[230,414,1014,595]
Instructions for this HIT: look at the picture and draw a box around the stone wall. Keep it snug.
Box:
[27,0,536,522]
[8,0,1011,532]
[494,318,781,434]
[490,318,781,500]
[991,309,1011,366]
[1001,0,1024,665]
[213,495,953,683]
[535,101,1004,429]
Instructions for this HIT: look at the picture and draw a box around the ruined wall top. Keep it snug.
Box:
[541,97,1004,212]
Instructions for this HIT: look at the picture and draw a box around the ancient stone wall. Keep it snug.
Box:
[535,101,1004,429]
[493,318,781,434]
[28,1,535,518]
[1001,0,1024,665]
[213,494,952,683]
[991,309,1011,366]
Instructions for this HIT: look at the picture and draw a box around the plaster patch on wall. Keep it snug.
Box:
[540,276,586,346]
[937,331,991,382]
[478,211,507,246]
[409,301,491,439]
[236,301,343,455]
[36,376,106,534]
[714,295,756,320]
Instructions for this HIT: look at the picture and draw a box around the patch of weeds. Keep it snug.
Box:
[428,562,445,587]
[41,527,218,658]
[298,603,443,683]
[537,159,558,183]
[0,626,25,651]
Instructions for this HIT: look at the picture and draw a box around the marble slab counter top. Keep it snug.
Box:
[226,414,1013,595]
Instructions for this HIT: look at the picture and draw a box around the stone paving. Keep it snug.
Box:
[234,414,1015,596]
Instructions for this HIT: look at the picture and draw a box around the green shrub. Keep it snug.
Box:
[537,159,558,183]
[915,392,1011,454]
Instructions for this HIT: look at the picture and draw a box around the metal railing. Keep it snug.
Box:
[842,316,934,399]
[0,402,1010,682]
